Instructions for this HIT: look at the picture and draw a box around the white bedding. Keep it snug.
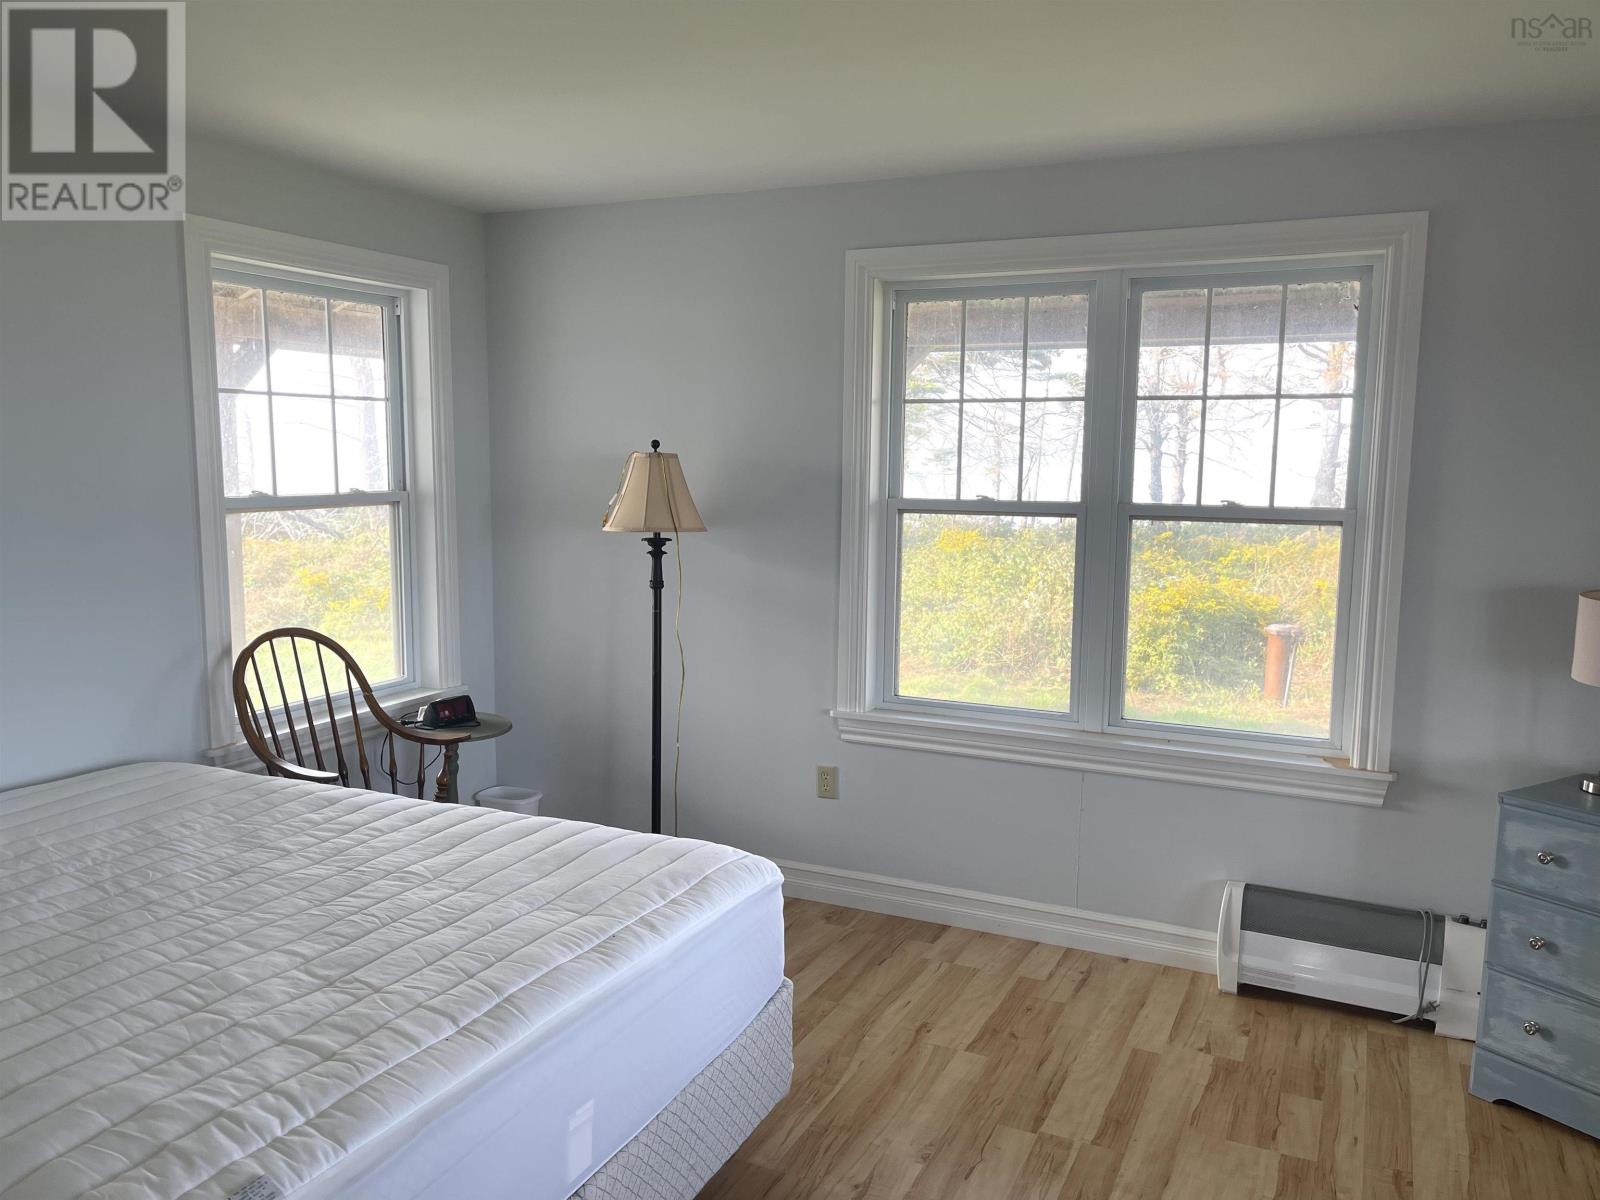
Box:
[0,763,784,1200]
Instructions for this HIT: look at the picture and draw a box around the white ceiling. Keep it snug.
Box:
[186,1,1600,212]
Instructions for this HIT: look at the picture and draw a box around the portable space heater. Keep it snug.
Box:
[1216,881,1482,1033]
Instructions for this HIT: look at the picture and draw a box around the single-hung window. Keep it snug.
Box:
[212,273,409,683]
[894,289,1089,713]
[186,218,463,758]
[839,215,1427,805]
[1120,274,1364,741]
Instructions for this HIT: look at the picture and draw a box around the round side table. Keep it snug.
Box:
[423,712,512,803]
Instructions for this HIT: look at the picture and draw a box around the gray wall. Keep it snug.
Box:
[487,117,1600,930]
[0,134,498,798]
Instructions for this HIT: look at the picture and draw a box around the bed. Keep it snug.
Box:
[0,763,790,1200]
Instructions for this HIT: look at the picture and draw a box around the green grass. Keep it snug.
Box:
[898,671,1328,738]
[1123,686,1329,739]
[897,668,1070,713]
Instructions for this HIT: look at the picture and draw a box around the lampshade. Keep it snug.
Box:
[601,443,706,534]
[1573,590,1600,687]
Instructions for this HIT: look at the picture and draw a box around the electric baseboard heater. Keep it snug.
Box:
[1217,881,1482,1034]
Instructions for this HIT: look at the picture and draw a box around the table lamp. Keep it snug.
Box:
[1571,589,1600,793]
[602,440,706,833]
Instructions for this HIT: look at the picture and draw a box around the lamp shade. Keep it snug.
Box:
[1573,590,1600,687]
[601,443,706,534]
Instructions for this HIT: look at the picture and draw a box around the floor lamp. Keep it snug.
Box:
[602,440,706,834]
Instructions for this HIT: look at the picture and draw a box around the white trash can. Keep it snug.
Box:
[473,786,543,816]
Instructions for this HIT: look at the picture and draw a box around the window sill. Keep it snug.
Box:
[206,682,462,773]
[831,707,1393,806]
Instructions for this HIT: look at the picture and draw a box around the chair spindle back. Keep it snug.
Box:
[232,627,455,799]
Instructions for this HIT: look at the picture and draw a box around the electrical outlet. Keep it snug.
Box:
[816,765,839,799]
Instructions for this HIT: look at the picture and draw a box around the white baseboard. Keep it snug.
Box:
[775,859,1217,975]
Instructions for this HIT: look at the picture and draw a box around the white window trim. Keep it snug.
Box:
[183,215,462,759]
[835,213,1429,807]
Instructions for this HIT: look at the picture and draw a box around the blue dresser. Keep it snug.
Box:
[1471,777,1600,1137]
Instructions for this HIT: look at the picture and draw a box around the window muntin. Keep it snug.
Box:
[889,285,1093,715]
[211,271,408,690]
[898,290,1089,505]
[1131,278,1361,508]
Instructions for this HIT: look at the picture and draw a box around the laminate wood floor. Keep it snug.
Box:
[698,900,1600,1200]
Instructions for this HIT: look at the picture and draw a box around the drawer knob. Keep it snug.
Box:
[1523,1020,1542,1036]
[1528,935,1548,951]
[1537,850,1556,865]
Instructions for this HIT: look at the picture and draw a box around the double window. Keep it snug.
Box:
[839,216,1426,803]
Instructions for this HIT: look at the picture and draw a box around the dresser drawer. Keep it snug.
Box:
[1480,967,1600,1095]
[1486,885,1600,1003]
[1495,804,1600,910]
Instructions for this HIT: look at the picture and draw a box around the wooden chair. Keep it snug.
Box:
[232,627,469,801]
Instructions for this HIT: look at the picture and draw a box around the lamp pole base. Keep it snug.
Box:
[645,533,669,836]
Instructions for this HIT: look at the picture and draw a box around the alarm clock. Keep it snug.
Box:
[413,694,478,729]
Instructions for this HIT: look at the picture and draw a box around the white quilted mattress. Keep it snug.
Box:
[0,763,784,1200]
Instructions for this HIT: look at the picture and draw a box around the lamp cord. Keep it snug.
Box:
[663,455,687,838]
[377,731,444,790]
